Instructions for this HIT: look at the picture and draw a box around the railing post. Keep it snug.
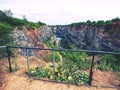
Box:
[26,49,31,77]
[6,46,12,72]
[52,51,55,79]
[88,52,95,86]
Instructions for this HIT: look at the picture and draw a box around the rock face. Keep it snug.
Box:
[12,25,52,47]
[11,21,120,51]
[52,22,120,51]
[11,25,52,56]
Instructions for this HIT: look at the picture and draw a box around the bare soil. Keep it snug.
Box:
[0,56,120,90]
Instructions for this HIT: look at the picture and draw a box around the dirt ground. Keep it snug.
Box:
[0,56,120,90]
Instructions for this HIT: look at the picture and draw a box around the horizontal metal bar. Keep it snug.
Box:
[7,46,120,55]
[33,77,120,89]
[0,46,6,48]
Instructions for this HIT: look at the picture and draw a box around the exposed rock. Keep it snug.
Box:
[52,22,120,51]
[11,25,52,57]
[11,21,120,52]
[12,25,52,47]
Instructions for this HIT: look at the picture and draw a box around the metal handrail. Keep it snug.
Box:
[8,46,120,55]
[0,46,120,87]
[0,46,6,48]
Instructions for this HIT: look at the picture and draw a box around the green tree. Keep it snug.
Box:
[0,10,8,22]
[96,20,105,27]
[112,17,120,22]
[23,15,27,21]
[0,22,13,45]
[4,9,13,17]
[86,20,92,26]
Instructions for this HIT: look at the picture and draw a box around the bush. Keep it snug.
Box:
[95,60,111,71]
[30,65,89,85]
[96,54,120,71]
[0,22,14,57]
[44,52,61,63]
[61,51,91,70]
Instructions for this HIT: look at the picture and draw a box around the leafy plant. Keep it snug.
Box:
[0,22,14,57]
[30,64,89,85]
[95,60,111,71]
[60,51,91,70]
[44,52,61,63]
[95,54,119,71]
[12,60,19,72]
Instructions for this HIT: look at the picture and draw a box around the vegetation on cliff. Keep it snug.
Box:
[0,10,45,57]
[70,17,120,28]
[0,10,45,46]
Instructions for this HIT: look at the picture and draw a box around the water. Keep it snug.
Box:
[56,37,62,41]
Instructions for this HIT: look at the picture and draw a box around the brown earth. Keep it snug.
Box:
[0,56,120,90]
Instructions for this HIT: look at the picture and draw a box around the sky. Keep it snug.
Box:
[0,0,120,25]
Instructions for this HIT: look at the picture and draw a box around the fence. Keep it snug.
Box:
[0,46,120,88]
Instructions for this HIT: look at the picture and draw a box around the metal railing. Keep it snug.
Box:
[0,46,120,88]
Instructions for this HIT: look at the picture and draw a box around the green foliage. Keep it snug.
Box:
[95,59,111,71]
[30,65,89,85]
[0,9,46,57]
[69,17,120,29]
[0,22,14,57]
[37,21,46,26]
[44,35,58,48]
[86,20,92,26]
[60,39,78,49]
[60,40,91,70]
[96,54,120,72]
[61,51,91,70]
[0,10,45,28]
[54,52,61,62]
[96,20,105,27]
[31,41,90,85]
[111,17,120,22]
[4,9,13,17]
[116,72,120,83]
[0,10,46,57]
[44,52,61,63]
[12,60,20,72]
[0,10,8,22]
[60,39,69,48]
[70,22,85,28]
[0,22,13,45]
[101,54,117,65]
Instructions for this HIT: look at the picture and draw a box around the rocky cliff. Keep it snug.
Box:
[12,25,52,47]
[52,21,120,51]
[11,25,52,57]
[11,21,120,52]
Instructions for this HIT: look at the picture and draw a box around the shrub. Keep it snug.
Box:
[60,51,91,70]
[44,52,61,63]
[30,65,89,85]
[0,22,14,57]
[96,54,119,71]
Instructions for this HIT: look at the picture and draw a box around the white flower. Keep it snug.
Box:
[31,70,35,74]
[68,76,72,80]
